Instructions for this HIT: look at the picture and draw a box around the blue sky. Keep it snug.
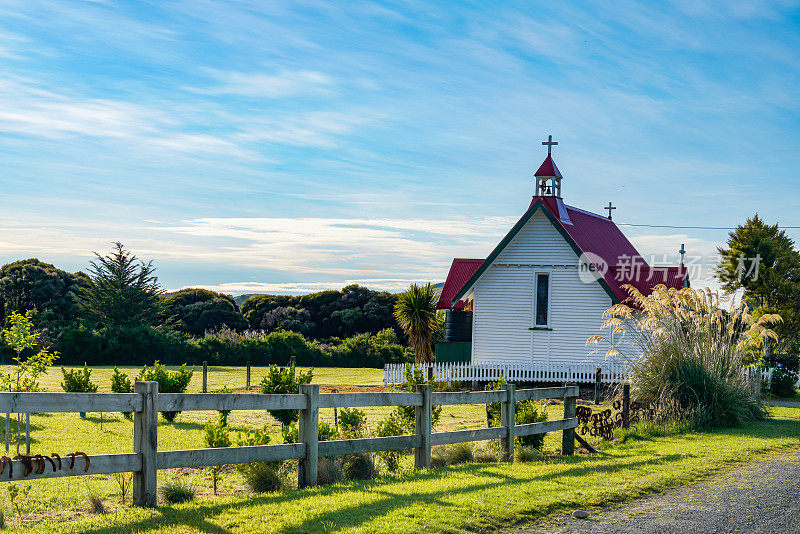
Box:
[0,0,798,294]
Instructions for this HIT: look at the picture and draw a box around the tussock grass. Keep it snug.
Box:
[158,478,196,504]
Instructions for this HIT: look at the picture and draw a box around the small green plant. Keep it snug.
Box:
[61,364,99,393]
[373,411,408,472]
[280,420,338,444]
[138,362,194,422]
[397,364,442,428]
[485,379,548,448]
[339,407,367,437]
[110,367,134,418]
[61,364,98,419]
[114,473,131,504]
[159,478,196,504]
[0,312,57,392]
[87,494,106,514]
[258,365,313,426]
[6,483,31,521]
[515,401,548,449]
[203,421,231,494]
[215,385,233,425]
[233,424,278,484]
[342,453,378,481]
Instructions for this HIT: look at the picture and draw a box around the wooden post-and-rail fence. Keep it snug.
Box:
[0,383,580,507]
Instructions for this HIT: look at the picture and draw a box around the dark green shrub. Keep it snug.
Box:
[342,453,378,481]
[60,364,98,393]
[159,478,196,503]
[515,401,548,449]
[259,365,313,426]
[138,362,193,422]
[339,407,367,437]
[57,325,189,366]
[327,329,409,367]
[771,368,798,398]
[110,367,133,418]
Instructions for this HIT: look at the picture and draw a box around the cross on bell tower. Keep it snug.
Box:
[542,134,558,155]
[534,135,563,197]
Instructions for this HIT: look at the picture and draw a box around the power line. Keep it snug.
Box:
[617,222,800,230]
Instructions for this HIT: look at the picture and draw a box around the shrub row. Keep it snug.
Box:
[46,326,411,367]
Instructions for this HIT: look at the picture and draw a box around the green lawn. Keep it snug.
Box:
[15,406,799,533]
[5,365,386,394]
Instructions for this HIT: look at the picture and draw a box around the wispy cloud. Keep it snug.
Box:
[197,70,335,98]
[185,279,423,295]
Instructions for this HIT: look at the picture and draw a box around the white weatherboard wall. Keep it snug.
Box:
[471,210,613,365]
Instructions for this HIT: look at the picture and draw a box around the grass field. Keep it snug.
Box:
[2,366,798,532]
[13,406,800,533]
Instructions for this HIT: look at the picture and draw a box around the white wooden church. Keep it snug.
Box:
[429,136,688,381]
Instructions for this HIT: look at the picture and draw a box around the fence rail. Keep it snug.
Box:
[0,383,579,507]
[384,361,625,386]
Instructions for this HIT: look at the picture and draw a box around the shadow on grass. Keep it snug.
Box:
[70,453,686,534]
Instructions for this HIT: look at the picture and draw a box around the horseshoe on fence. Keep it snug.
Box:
[66,452,76,470]
[75,452,90,472]
[31,455,46,474]
[42,455,57,472]
[51,453,61,470]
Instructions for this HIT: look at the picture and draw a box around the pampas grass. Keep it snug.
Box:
[590,285,779,427]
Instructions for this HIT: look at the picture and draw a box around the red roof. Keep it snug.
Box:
[443,195,688,307]
[437,258,484,310]
[534,154,562,178]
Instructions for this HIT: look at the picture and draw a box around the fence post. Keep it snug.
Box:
[246,361,251,390]
[501,383,516,462]
[594,367,602,405]
[202,361,208,393]
[622,382,630,429]
[133,381,158,507]
[414,384,432,469]
[298,384,319,489]
[561,384,576,456]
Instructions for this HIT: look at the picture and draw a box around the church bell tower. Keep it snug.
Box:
[534,134,563,197]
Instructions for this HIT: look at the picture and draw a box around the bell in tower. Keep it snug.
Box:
[534,135,563,198]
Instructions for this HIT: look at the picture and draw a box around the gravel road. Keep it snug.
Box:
[511,450,800,534]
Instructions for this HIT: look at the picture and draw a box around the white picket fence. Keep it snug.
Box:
[383,361,625,386]
[384,362,798,389]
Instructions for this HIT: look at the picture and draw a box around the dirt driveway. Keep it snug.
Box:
[511,449,800,534]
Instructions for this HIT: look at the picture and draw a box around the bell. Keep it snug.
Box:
[545,185,552,195]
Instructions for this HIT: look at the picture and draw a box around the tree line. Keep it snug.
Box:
[0,242,414,367]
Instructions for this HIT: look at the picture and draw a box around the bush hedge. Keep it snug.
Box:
[48,326,410,368]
